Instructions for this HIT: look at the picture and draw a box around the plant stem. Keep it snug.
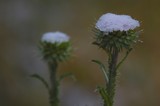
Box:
[48,60,59,106]
[106,48,119,106]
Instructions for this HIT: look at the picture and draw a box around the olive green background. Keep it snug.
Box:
[0,0,160,106]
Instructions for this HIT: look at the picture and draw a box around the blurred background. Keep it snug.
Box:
[0,0,160,106]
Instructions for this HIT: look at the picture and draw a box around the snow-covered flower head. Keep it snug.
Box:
[40,31,71,62]
[41,31,70,44]
[96,13,140,33]
[93,13,141,52]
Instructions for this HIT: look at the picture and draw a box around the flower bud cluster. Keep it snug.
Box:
[94,13,140,52]
[40,32,71,62]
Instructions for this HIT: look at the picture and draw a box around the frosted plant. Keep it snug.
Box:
[92,13,141,106]
[40,32,71,62]
[32,31,72,106]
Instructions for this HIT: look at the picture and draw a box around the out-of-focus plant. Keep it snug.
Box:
[32,31,72,106]
[92,13,141,106]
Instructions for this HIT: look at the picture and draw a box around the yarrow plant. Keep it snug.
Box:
[92,13,141,106]
[32,31,72,106]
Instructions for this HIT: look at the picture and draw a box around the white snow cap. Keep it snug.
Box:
[96,13,140,32]
[41,31,70,44]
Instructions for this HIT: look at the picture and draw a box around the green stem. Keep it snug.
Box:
[106,49,119,106]
[48,60,59,106]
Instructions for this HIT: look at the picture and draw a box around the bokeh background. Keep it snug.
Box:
[0,0,160,106]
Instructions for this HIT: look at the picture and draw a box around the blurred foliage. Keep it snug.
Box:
[0,0,160,106]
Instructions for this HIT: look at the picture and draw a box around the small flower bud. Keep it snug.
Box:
[93,13,141,52]
[40,31,71,62]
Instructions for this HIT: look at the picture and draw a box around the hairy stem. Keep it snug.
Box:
[48,61,59,106]
[106,49,119,106]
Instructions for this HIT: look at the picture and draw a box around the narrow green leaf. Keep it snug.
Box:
[116,48,132,71]
[59,72,76,82]
[97,86,111,106]
[31,74,49,90]
[92,60,109,83]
